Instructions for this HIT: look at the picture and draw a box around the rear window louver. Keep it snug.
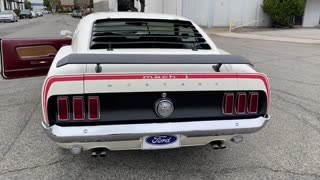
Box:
[90,19,211,50]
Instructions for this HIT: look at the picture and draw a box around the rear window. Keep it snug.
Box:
[90,19,211,50]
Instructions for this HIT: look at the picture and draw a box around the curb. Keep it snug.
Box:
[206,32,320,44]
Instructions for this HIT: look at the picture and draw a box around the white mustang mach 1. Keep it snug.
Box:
[1,13,271,156]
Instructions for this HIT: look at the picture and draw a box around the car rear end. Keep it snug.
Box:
[0,12,14,22]
[43,72,270,152]
[42,14,271,154]
[19,10,31,19]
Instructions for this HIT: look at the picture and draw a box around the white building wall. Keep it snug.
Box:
[141,0,181,15]
[211,0,270,27]
[140,0,163,13]
[182,0,208,26]
[93,0,117,12]
[141,0,270,27]
[303,0,320,27]
[93,0,271,27]
[0,0,5,12]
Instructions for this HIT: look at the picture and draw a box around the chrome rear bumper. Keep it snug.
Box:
[43,115,270,144]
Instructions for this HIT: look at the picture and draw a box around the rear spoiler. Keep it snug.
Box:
[56,54,253,72]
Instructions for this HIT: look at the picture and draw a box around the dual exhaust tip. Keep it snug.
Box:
[210,140,227,150]
[210,135,244,150]
[91,148,108,157]
[69,145,108,157]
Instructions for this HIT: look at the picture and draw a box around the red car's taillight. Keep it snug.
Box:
[88,96,100,120]
[248,92,259,114]
[223,93,234,115]
[223,92,259,115]
[73,97,84,120]
[235,93,246,114]
[57,97,69,121]
[57,96,100,121]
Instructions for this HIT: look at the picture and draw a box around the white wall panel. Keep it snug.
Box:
[211,0,270,27]
[182,0,209,26]
[303,0,320,27]
[212,0,227,26]
[255,0,271,26]
[143,0,181,15]
[143,0,163,13]
[163,0,176,14]
[0,0,5,12]
[94,0,117,11]
[135,0,271,27]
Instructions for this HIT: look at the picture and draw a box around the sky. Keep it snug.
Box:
[30,0,43,4]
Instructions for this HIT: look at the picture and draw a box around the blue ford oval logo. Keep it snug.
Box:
[146,135,177,145]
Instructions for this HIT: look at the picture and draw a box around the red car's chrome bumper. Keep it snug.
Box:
[43,115,270,143]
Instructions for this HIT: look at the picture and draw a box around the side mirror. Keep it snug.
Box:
[60,30,73,38]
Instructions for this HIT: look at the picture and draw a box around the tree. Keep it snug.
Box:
[24,0,32,10]
[43,0,52,11]
[262,0,305,27]
[43,0,60,13]
[74,0,80,10]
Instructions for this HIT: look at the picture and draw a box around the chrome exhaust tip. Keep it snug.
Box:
[91,148,108,157]
[219,143,226,149]
[91,151,98,157]
[210,141,226,150]
[100,149,107,157]
[91,149,100,157]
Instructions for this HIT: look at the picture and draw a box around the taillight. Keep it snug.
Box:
[223,92,259,115]
[57,97,69,121]
[73,97,84,120]
[235,93,246,114]
[223,93,234,115]
[88,97,100,120]
[56,96,101,121]
[248,93,259,114]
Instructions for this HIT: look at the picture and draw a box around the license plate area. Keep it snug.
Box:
[142,135,181,150]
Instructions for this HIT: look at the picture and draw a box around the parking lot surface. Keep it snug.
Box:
[0,15,320,180]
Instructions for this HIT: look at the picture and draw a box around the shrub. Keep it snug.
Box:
[13,9,21,15]
[262,0,305,28]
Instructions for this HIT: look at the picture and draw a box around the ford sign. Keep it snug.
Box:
[146,135,177,145]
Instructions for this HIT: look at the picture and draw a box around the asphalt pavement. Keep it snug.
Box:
[0,15,319,180]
